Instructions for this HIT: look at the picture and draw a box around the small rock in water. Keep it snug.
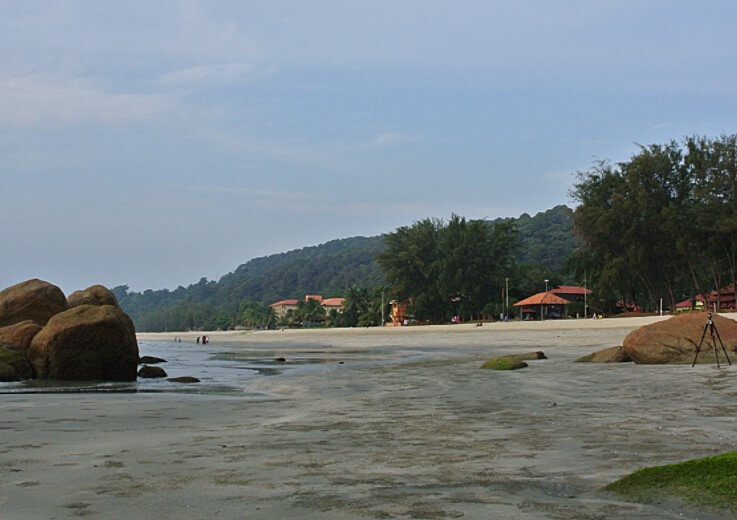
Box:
[138,365,167,378]
[167,376,200,383]
[274,357,286,363]
[338,361,344,364]
[139,355,167,364]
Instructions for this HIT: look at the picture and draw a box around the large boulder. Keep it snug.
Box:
[576,345,631,363]
[67,285,119,309]
[0,279,67,327]
[623,313,737,364]
[0,320,43,351]
[0,347,34,381]
[27,305,139,381]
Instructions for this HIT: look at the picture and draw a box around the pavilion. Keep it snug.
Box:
[514,291,571,320]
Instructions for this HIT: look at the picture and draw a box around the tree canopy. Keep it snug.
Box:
[570,135,737,311]
[378,215,518,322]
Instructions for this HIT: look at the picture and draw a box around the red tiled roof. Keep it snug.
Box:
[551,286,592,296]
[304,294,323,302]
[270,299,298,307]
[675,296,705,308]
[322,297,345,307]
[514,291,571,306]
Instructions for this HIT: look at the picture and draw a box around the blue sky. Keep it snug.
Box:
[2,1,736,293]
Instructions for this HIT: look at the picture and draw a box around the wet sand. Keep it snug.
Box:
[3,316,737,519]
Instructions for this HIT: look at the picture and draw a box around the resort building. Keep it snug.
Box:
[270,299,299,319]
[675,284,736,312]
[269,295,346,318]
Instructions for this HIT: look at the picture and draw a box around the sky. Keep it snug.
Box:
[2,1,736,294]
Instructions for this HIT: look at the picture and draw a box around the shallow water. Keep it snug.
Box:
[3,328,737,519]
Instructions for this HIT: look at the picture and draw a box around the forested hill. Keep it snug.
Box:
[499,204,577,272]
[115,205,577,330]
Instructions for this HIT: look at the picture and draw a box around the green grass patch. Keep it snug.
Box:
[604,450,737,510]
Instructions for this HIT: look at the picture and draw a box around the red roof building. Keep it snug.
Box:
[550,285,592,302]
[514,291,571,320]
[269,295,346,319]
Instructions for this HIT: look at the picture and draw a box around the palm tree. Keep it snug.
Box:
[296,298,326,324]
[341,286,370,326]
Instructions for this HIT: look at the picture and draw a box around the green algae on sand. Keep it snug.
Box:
[604,450,737,510]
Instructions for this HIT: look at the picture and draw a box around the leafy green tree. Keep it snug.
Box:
[239,300,276,329]
[295,298,326,324]
[340,286,370,326]
[378,214,518,322]
[571,135,737,312]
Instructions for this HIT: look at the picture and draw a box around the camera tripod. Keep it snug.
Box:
[691,313,732,368]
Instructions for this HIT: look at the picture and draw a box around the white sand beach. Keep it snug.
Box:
[3,315,737,519]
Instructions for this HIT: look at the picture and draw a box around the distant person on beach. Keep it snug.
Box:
[202,335,208,345]
[196,336,201,344]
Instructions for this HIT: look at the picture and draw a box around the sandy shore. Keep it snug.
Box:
[3,315,737,519]
[137,314,681,343]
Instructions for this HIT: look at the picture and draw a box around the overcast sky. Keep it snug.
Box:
[2,1,736,294]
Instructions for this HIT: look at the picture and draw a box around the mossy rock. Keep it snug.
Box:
[604,449,737,510]
[0,347,34,381]
[481,356,528,370]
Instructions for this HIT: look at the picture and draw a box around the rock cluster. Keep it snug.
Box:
[623,312,737,364]
[575,345,631,363]
[0,279,140,381]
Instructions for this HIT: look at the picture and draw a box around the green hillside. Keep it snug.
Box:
[115,205,578,331]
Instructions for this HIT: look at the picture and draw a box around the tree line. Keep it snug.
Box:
[117,207,576,331]
[569,134,737,312]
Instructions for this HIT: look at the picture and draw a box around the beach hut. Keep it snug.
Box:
[513,291,571,320]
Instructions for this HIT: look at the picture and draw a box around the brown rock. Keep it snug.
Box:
[576,345,631,363]
[0,347,34,381]
[623,312,737,364]
[167,376,200,383]
[138,365,167,378]
[511,351,547,360]
[139,356,166,364]
[0,279,67,327]
[0,320,42,351]
[27,305,139,381]
[67,285,119,309]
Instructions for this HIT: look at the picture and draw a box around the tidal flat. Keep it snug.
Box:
[2,317,737,519]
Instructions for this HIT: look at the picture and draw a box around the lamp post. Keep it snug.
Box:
[543,279,549,321]
[505,277,509,321]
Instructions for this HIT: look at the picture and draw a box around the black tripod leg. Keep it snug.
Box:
[692,323,710,367]
[712,323,732,366]
[710,325,721,369]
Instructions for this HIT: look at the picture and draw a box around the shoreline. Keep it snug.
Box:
[4,313,737,518]
[137,312,737,343]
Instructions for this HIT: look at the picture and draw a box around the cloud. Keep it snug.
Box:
[156,62,276,87]
[370,132,415,147]
[0,75,169,126]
